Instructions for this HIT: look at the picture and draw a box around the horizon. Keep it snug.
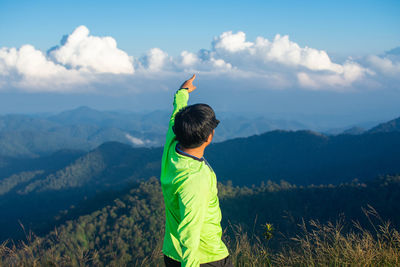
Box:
[0,103,396,134]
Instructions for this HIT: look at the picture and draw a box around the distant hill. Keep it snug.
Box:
[0,149,85,180]
[0,111,161,157]
[207,129,400,186]
[341,126,365,135]
[368,116,400,133]
[0,142,162,241]
[18,142,161,194]
[322,120,380,135]
[4,124,399,195]
[0,106,308,157]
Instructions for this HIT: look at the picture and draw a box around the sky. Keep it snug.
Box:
[0,0,399,128]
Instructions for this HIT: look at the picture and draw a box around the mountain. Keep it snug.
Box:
[0,149,85,183]
[1,115,400,241]
[0,108,165,157]
[4,123,399,195]
[0,142,162,241]
[48,106,118,125]
[207,129,400,186]
[2,127,400,241]
[341,126,365,135]
[0,106,308,157]
[212,114,308,142]
[322,120,380,135]
[368,116,400,133]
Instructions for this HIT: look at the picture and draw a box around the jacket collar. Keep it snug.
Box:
[175,143,204,162]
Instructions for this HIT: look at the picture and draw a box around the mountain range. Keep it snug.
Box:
[0,106,385,157]
[0,115,399,242]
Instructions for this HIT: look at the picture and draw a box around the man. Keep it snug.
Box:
[160,74,233,267]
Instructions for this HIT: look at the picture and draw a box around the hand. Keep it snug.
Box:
[180,74,197,93]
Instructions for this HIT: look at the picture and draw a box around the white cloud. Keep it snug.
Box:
[0,25,134,92]
[367,55,400,77]
[138,48,171,72]
[125,133,151,146]
[0,45,62,78]
[0,45,87,91]
[213,31,253,52]
[49,26,134,74]
[150,31,368,89]
[176,50,232,72]
[209,32,347,73]
[297,61,369,89]
[180,51,198,67]
[261,34,343,72]
[205,32,369,89]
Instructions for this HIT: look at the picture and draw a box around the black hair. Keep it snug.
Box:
[173,104,220,149]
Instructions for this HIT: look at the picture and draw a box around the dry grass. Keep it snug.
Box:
[1,206,399,266]
[0,223,99,267]
[273,206,400,266]
[224,223,272,267]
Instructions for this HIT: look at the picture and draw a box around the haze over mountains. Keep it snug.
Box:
[0,106,388,158]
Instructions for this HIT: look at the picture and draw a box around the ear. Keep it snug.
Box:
[206,129,215,143]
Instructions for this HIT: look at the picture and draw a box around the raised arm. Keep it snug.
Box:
[164,74,197,149]
[169,74,197,125]
[161,75,197,173]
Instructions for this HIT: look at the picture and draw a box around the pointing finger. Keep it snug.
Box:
[188,74,196,81]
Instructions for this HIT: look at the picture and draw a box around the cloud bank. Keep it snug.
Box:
[0,26,133,92]
[0,25,399,92]
[49,26,134,74]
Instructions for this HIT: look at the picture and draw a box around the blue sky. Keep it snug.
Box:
[0,0,399,128]
[1,0,399,57]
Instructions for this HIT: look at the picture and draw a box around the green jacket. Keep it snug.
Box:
[160,89,229,267]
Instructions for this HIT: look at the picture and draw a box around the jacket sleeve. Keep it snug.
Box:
[177,172,209,267]
[168,88,189,142]
[163,89,189,150]
[161,89,189,175]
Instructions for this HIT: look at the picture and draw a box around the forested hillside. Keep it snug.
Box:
[368,116,400,133]
[0,142,161,241]
[2,175,399,266]
[207,130,400,185]
[0,115,399,266]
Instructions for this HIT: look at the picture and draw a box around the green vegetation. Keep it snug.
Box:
[1,113,399,265]
[1,176,399,266]
[207,130,400,186]
[2,126,400,242]
[0,142,161,241]
[0,170,44,195]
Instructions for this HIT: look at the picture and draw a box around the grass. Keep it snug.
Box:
[1,206,399,266]
[272,206,400,266]
[0,223,99,267]
[222,206,400,267]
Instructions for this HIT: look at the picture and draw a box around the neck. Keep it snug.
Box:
[180,145,205,159]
